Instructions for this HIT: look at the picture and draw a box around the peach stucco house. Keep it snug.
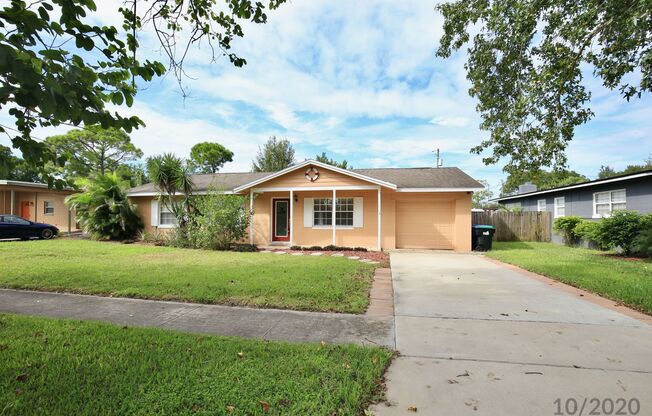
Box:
[126,160,484,251]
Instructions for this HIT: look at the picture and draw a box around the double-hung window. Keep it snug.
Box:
[312,198,354,227]
[159,204,177,226]
[537,199,546,212]
[554,197,565,218]
[44,201,55,215]
[593,189,626,218]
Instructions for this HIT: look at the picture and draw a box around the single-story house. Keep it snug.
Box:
[495,169,652,243]
[0,179,79,232]
[126,160,484,251]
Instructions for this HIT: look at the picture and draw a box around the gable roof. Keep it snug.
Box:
[496,168,652,202]
[126,160,484,195]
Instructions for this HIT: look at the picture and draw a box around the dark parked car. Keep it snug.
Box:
[0,215,59,240]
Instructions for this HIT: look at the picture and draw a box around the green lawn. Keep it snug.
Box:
[486,242,652,314]
[0,240,375,313]
[0,313,393,415]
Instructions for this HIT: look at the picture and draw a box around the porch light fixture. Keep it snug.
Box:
[294,193,298,202]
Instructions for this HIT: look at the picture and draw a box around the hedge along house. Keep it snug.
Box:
[126,160,484,251]
[0,180,78,232]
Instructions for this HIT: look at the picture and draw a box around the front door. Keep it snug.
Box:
[272,199,290,241]
[21,201,30,220]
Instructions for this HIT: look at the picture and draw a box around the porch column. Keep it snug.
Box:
[249,190,254,244]
[289,190,294,246]
[332,189,336,245]
[10,189,14,215]
[377,187,382,251]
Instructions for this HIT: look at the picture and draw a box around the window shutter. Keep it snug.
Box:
[353,197,363,228]
[151,199,159,227]
[303,198,314,227]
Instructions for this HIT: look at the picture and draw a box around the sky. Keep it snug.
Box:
[2,0,651,196]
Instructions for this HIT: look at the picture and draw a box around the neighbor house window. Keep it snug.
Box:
[537,199,546,212]
[593,189,626,218]
[159,204,177,226]
[44,201,54,215]
[554,197,565,218]
[313,198,354,227]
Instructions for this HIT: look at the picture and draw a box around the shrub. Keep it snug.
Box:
[231,243,258,252]
[289,245,303,251]
[634,225,652,257]
[66,174,143,240]
[307,245,323,251]
[353,247,368,252]
[574,220,601,246]
[593,210,643,255]
[183,192,249,250]
[553,216,583,245]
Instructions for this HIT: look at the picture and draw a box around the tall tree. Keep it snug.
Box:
[501,169,589,196]
[598,155,652,179]
[252,136,295,172]
[0,0,285,188]
[472,179,493,208]
[436,0,652,174]
[0,144,46,182]
[315,152,352,169]
[0,145,16,178]
[189,142,234,174]
[45,126,143,178]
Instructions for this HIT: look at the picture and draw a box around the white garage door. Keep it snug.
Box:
[396,200,455,249]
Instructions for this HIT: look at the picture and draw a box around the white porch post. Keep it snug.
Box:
[10,189,14,215]
[377,187,382,251]
[249,190,254,244]
[332,189,336,245]
[289,190,294,246]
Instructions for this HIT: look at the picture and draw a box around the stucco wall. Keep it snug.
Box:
[1,187,77,231]
[258,165,373,188]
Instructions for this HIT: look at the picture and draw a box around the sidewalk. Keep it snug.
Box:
[0,289,394,347]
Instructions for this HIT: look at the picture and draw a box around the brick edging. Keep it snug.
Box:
[483,256,652,325]
[365,268,394,317]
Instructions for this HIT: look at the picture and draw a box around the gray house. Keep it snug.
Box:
[495,169,652,243]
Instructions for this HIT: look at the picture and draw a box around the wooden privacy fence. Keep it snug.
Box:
[472,211,551,242]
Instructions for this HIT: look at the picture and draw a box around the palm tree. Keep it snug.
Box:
[146,154,195,229]
[66,173,143,239]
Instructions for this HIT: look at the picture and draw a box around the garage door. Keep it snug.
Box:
[396,200,455,249]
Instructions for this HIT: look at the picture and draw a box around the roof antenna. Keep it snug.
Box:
[434,148,443,168]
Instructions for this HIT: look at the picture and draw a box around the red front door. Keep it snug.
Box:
[272,199,290,242]
[21,201,30,219]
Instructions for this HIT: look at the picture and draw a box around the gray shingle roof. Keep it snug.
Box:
[126,166,482,194]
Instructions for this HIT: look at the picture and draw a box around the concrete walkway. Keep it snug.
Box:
[371,251,652,416]
[0,289,394,347]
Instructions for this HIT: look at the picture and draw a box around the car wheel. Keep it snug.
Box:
[40,228,54,240]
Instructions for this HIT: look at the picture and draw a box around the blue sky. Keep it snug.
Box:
[2,0,651,196]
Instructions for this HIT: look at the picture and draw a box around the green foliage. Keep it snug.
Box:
[593,211,643,255]
[189,141,234,174]
[574,220,601,246]
[45,126,143,178]
[436,0,651,174]
[472,179,493,208]
[231,243,258,252]
[598,155,652,179]
[501,169,588,195]
[146,154,194,229]
[65,173,143,240]
[0,144,43,182]
[553,216,584,245]
[183,192,250,250]
[634,223,652,258]
[252,136,295,172]
[0,0,285,188]
[315,152,352,169]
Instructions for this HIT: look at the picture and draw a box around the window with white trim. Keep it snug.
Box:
[44,201,54,215]
[313,198,354,227]
[593,189,626,217]
[554,197,565,218]
[537,199,546,212]
[159,204,177,226]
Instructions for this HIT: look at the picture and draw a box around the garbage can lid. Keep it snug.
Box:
[472,224,495,230]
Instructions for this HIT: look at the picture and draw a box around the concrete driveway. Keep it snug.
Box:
[371,251,652,415]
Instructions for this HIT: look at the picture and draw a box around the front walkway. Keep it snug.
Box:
[371,251,652,415]
[0,288,394,347]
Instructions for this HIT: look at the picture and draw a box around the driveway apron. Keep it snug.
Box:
[371,251,652,416]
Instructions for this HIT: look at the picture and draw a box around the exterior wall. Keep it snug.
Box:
[131,196,155,234]
[0,186,77,231]
[255,165,374,189]
[514,176,652,218]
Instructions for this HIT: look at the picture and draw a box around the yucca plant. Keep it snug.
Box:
[146,154,195,229]
[66,173,143,240]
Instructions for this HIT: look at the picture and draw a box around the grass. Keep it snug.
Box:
[486,242,652,314]
[0,239,376,313]
[0,313,393,415]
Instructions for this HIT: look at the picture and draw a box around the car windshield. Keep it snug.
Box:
[2,215,31,225]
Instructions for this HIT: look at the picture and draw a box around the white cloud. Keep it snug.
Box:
[429,116,471,127]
